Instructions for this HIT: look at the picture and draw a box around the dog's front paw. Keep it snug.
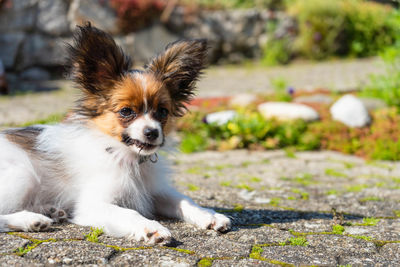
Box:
[129,220,171,246]
[195,211,231,232]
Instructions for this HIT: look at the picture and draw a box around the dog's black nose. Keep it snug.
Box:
[143,127,159,141]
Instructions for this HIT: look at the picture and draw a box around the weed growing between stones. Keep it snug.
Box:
[85,227,104,243]
[325,168,348,178]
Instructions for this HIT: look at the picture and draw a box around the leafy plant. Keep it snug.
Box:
[361,28,400,109]
[287,0,398,60]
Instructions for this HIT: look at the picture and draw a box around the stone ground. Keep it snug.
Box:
[1,57,399,266]
[0,57,383,127]
[1,150,399,266]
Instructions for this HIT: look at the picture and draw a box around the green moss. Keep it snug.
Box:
[346,184,368,192]
[19,113,65,127]
[233,204,244,212]
[270,197,281,206]
[293,173,315,186]
[220,181,232,187]
[284,149,297,158]
[85,227,104,243]
[185,167,203,175]
[288,237,309,246]
[187,184,200,191]
[197,257,214,267]
[326,189,338,195]
[287,196,296,200]
[250,176,262,183]
[348,235,374,241]
[166,247,196,255]
[235,183,254,191]
[240,161,252,167]
[394,210,400,217]
[13,238,57,256]
[325,168,347,178]
[213,164,234,171]
[359,196,383,203]
[332,224,345,235]
[355,217,380,226]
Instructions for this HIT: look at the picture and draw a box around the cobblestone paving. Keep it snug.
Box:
[1,150,399,266]
[0,57,383,128]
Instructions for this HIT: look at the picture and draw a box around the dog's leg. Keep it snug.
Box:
[72,203,171,245]
[0,211,53,232]
[153,187,231,232]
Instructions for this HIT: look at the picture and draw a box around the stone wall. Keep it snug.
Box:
[0,0,294,92]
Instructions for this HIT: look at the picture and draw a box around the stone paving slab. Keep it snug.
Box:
[0,150,399,266]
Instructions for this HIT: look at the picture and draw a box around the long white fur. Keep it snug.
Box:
[0,120,231,245]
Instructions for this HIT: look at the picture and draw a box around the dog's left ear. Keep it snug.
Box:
[67,22,132,97]
[146,39,208,116]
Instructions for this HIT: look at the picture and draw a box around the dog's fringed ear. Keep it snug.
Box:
[67,22,132,96]
[146,39,208,116]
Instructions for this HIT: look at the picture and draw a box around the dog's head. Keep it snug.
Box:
[67,23,207,155]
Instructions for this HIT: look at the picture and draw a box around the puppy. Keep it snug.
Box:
[0,23,230,245]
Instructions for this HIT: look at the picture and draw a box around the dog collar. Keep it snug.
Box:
[139,153,158,164]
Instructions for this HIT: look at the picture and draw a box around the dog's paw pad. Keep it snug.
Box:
[29,217,52,232]
[203,213,231,233]
[144,227,171,245]
[44,206,68,223]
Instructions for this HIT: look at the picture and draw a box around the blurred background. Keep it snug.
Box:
[0,0,399,160]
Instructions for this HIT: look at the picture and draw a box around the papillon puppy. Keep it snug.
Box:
[0,23,230,245]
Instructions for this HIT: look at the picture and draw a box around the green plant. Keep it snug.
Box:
[288,0,398,60]
[361,31,400,109]
[288,237,309,246]
[85,227,104,243]
[332,224,345,235]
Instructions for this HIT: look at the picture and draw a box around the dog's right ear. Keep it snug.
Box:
[67,22,132,96]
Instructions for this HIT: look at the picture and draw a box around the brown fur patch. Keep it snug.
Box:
[90,74,173,141]
[4,127,43,153]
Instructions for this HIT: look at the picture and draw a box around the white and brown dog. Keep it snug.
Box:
[0,23,230,245]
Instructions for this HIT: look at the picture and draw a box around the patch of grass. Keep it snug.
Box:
[233,204,244,212]
[197,257,214,267]
[220,181,232,187]
[394,210,400,217]
[325,168,347,178]
[185,167,203,175]
[293,173,315,186]
[346,184,368,192]
[187,184,200,191]
[85,227,104,243]
[213,164,234,171]
[326,189,338,195]
[270,197,281,206]
[359,196,383,203]
[332,224,345,235]
[288,237,309,246]
[19,113,65,127]
[290,188,309,200]
[349,235,374,241]
[250,176,262,183]
[284,148,297,158]
[235,183,254,191]
[355,217,380,226]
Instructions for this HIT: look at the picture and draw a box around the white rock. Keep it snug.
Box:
[257,102,319,122]
[330,94,371,128]
[205,110,237,125]
[229,93,257,107]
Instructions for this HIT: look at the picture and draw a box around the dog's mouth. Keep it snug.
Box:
[122,134,158,151]
[131,139,157,150]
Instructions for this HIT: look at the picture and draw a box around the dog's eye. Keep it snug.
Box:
[156,107,169,120]
[119,107,136,118]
